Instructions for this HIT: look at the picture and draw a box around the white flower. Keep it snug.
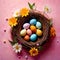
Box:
[44,6,51,13]
[13,43,22,53]
[13,9,20,17]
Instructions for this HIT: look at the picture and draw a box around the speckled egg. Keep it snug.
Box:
[30,25,36,33]
[36,21,42,29]
[27,29,32,36]
[30,34,37,42]
[23,23,30,29]
[30,19,37,25]
[20,29,26,36]
[24,35,30,41]
[36,29,42,36]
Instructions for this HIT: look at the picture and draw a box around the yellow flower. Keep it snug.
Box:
[29,47,38,56]
[8,17,17,27]
[20,8,29,17]
[50,27,56,37]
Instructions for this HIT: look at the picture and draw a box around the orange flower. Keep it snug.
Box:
[8,17,17,27]
[50,27,56,37]
[20,8,29,17]
[29,47,38,56]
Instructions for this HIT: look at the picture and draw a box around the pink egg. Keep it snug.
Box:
[27,29,32,35]
[23,23,30,29]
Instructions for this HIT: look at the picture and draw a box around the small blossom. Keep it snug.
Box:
[25,55,28,59]
[44,6,51,13]
[29,47,38,56]
[13,43,22,53]
[36,43,39,46]
[20,8,29,17]
[50,27,56,37]
[13,9,20,17]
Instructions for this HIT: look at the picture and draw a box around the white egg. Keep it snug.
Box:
[36,21,42,29]
[20,29,26,36]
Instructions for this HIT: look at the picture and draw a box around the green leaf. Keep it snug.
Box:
[49,18,53,26]
[32,3,35,7]
[9,41,15,45]
[38,46,43,50]
[28,2,33,9]
[9,37,18,45]
[28,2,35,10]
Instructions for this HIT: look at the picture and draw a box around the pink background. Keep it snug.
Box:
[0,0,60,60]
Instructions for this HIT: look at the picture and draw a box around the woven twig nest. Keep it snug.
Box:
[11,10,50,49]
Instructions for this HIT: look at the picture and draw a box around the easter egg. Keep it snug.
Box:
[36,29,42,36]
[36,21,42,29]
[30,19,37,25]
[20,29,26,36]
[24,35,30,41]
[30,34,37,42]
[27,29,32,35]
[30,25,36,33]
[23,23,30,29]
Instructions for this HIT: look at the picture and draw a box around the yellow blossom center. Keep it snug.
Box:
[16,45,19,50]
[16,12,19,15]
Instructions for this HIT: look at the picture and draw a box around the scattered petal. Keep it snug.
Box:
[36,43,39,46]
[57,40,59,43]
[25,55,28,59]
[3,40,6,44]
[18,56,21,59]
[4,30,6,32]
[6,18,8,21]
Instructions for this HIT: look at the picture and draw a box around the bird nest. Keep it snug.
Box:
[11,10,50,49]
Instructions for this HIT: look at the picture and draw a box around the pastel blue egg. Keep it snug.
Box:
[36,21,42,29]
[30,19,37,25]
[30,34,37,42]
